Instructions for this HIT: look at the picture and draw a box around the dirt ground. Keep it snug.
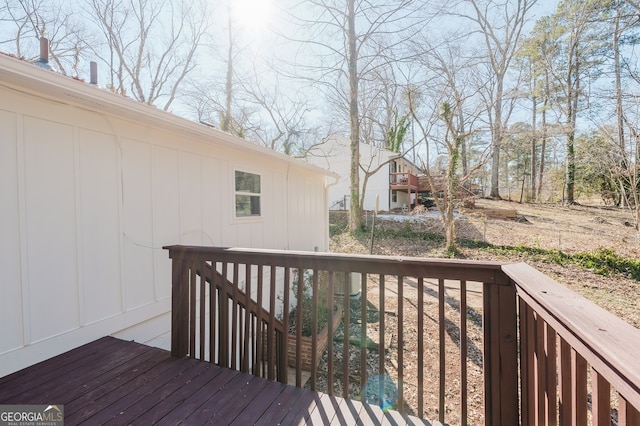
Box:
[332,198,640,328]
[326,199,640,424]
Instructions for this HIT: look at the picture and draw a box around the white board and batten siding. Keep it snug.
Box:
[0,54,333,376]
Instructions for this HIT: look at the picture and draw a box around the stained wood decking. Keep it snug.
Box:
[0,337,442,425]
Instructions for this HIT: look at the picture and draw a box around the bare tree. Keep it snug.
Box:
[518,16,559,202]
[86,0,208,110]
[221,1,234,132]
[237,74,321,155]
[410,96,477,252]
[407,39,489,252]
[450,0,537,199]
[185,0,283,140]
[551,0,608,204]
[0,0,89,75]
[285,0,427,232]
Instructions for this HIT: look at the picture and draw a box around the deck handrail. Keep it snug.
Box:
[390,172,419,188]
[165,245,640,425]
[504,263,640,425]
[165,245,509,283]
[166,245,516,425]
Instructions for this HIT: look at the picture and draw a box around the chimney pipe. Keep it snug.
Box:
[40,37,49,62]
[90,61,98,85]
[35,37,53,70]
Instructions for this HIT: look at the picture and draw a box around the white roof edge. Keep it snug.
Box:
[326,133,422,170]
[0,53,337,178]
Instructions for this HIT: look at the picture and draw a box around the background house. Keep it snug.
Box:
[0,53,335,376]
[305,135,423,212]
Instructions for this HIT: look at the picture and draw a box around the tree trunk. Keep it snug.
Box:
[222,3,233,133]
[614,8,627,208]
[347,0,362,232]
[490,77,504,199]
[565,135,575,204]
[440,102,462,253]
[565,41,579,205]
[489,128,502,199]
[614,9,624,153]
[444,143,460,251]
[530,93,537,201]
[459,108,468,178]
[537,70,549,201]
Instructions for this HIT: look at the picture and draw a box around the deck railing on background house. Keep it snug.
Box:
[165,245,640,426]
[390,172,419,189]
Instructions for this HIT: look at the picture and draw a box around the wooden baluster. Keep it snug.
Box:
[199,260,206,361]
[295,268,304,387]
[618,394,640,425]
[327,270,335,395]
[310,270,319,390]
[591,368,610,425]
[397,275,404,412]
[482,282,518,426]
[231,263,239,370]
[170,255,189,358]
[254,265,263,377]
[545,323,557,426]
[558,337,572,425]
[379,274,385,407]
[189,261,196,358]
[209,262,219,363]
[343,271,351,400]
[282,267,290,385]
[439,278,446,423]
[460,280,468,426]
[571,350,588,426]
[536,311,546,425]
[518,299,531,426]
[267,265,276,380]
[360,272,368,396]
[242,263,252,373]
[219,262,229,368]
[417,277,424,418]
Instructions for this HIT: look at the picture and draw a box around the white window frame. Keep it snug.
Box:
[234,170,262,218]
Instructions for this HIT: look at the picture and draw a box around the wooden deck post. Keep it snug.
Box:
[483,281,519,426]
[171,255,190,358]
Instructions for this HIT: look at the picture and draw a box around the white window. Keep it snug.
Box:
[235,170,261,217]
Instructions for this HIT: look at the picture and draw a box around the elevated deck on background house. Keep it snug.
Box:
[0,337,440,425]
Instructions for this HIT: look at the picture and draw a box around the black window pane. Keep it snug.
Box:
[236,195,260,216]
[235,171,260,193]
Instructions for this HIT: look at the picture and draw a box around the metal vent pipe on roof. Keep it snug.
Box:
[40,37,48,62]
[90,61,98,85]
[34,37,53,70]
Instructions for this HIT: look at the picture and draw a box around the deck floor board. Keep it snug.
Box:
[63,349,171,421]
[239,381,304,425]
[0,337,119,399]
[0,337,438,425]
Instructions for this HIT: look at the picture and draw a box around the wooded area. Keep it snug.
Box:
[2,0,639,231]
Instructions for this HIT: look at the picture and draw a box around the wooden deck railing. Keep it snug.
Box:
[165,245,640,425]
[505,263,640,426]
[168,251,289,382]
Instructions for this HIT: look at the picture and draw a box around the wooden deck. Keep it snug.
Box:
[0,337,441,425]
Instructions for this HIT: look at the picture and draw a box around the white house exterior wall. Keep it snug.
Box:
[359,142,393,211]
[0,57,331,376]
[306,135,421,212]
